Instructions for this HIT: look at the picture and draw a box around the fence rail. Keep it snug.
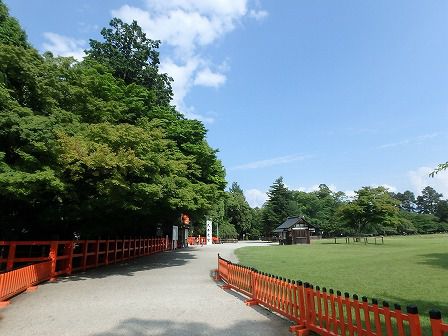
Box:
[0,261,52,301]
[217,254,447,336]
[0,237,170,302]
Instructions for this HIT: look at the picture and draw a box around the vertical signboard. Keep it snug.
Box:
[172,225,178,249]
[206,220,212,245]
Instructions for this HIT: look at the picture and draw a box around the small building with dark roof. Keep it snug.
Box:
[273,216,319,244]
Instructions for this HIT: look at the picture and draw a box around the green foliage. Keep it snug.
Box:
[336,187,401,235]
[225,182,252,237]
[0,9,225,239]
[430,161,448,177]
[392,190,417,212]
[86,18,172,106]
[292,184,346,236]
[416,186,442,214]
[261,177,298,235]
[436,200,448,223]
[0,1,29,48]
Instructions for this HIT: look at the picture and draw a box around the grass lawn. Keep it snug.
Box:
[235,234,448,333]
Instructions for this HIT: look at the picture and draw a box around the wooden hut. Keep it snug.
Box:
[273,216,318,245]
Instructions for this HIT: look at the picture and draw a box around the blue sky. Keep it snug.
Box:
[6,0,448,207]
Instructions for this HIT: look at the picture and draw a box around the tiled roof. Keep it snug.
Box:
[272,216,312,232]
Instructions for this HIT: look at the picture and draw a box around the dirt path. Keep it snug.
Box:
[0,242,292,336]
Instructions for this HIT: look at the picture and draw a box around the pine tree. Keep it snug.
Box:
[261,177,297,235]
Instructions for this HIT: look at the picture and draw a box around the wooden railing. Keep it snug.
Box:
[217,254,448,336]
[0,237,170,302]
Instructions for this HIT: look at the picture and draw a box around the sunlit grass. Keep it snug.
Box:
[235,234,448,333]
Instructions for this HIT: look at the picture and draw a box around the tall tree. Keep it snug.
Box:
[393,190,417,212]
[336,186,401,235]
[292,184,346,236]
[0,7,226,239]
[0,1,29,48]
[416,186,442,214]
[225,182,252,238]
[435,200,448,223]
[261,177,298,235]
[86,18,172,106]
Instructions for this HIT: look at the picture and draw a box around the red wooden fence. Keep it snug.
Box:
[217,254,447,336]
[187,236,207,245]
[0,261,52,301]
[0,237,170,302]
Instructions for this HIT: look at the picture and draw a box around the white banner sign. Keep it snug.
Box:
[206,220,212,245]
[172,225,178,241]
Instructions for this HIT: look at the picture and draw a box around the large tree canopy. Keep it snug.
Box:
[0,4,225,240]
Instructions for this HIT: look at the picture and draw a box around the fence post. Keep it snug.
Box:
[49,241,58,279]
[64,241,74,275]
[6,242,16,271]
[82,240,88,271]
[407,305,422,336]
[429,310,443,336]
[245,268,258,306]
[105,239,110,265]
[95,240,100,267]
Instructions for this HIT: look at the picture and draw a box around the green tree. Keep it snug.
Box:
[336,186,401,236]
[0,5,226,240]
[400,211,446,234]
[0,1,29,48]
[86,18,172,106]
[393,190,417,212]
[435,200,448,223]
[261,177,298,235]
[416,186,442,214]
[292,184,346,237]
[248,207,263,239]
[225,182,252,238]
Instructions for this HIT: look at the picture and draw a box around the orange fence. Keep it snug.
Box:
[430,310,448,336]
[217,254,447,336]
[187,236,209,245]
[0,237,170,302]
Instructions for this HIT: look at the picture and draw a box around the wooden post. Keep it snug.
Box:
[95,240,100,268]
[82,240,89,271]
[6,242,16,271]
[64,241,74,275]
[105,239,110,265]
[407,305,422,336]
[429,310,443,336]
[49,241,58,279]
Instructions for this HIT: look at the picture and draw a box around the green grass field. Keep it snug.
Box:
[235,234,448,333]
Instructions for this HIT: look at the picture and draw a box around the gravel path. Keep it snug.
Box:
[0,242,292,336]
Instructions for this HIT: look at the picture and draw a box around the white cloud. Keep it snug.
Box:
[344,190,357,199]
[248,9,268,20]
[194,67,226,87]
[293,184,338,193]
[42,32,86,61]
[409,166,448,196]
[231,154,310,170]
[159,57,200,108]
[378,133,439,149]
[371,184,397,192]
[112,0,266,122]
[244,188,267,208]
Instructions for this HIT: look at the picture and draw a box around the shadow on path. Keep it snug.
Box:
[56,249,197,282]
[89,317,291,336]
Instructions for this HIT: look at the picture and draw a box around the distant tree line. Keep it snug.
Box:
[212,178,448,239]
[0,3,225,240]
